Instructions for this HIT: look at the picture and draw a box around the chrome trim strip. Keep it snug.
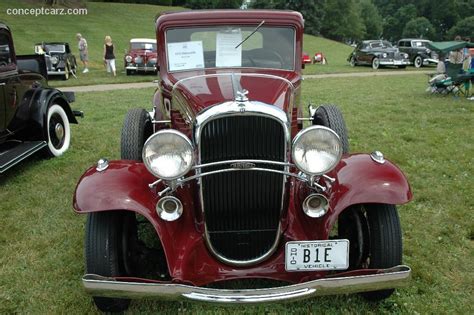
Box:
[172,73,295,93]
[192,159,293,170]
[195,102,291,266]
[82,265,411,302]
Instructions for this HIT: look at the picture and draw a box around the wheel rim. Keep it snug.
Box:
[49,113,66,149]
[372,58,379,69]
[415,57,421,67]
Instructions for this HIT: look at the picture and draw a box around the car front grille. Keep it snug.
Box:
[200,115,285,264]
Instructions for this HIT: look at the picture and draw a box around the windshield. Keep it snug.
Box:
[165,26,295,72]
[370,41,393,49]
[44,44,65,53]
[131,42,157,51]
[413,41,428,48]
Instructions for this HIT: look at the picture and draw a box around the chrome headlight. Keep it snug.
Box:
[51,56,59,64]
[125,55,132,63]
[382,53,387,58]
[149,58,157,64]
[142,130,194,180]
[134,56,143,64]
[292,126,342,176]
[404,53,409,58]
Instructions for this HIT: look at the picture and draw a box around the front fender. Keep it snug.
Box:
[73,160,158,215]
[328,154,412,220]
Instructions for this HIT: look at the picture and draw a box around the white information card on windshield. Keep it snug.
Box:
[216,30,242,67]
[167,41,204,71]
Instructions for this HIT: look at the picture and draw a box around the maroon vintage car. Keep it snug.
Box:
[124,38,157,75]
[74,10,412,312]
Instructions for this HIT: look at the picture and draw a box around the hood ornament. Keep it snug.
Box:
[235,89,249,102]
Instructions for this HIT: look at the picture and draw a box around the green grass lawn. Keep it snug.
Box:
[0,1,433,88]
[1,74,472,313]
[0,0,184,88]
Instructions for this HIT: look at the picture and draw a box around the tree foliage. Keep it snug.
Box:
[106,0,473,43]
[402,17,435,39]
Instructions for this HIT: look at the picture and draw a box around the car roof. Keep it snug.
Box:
[156,9,304,31]
[35,42,69,45]
[130,38,156,43]
[398,38,431,42]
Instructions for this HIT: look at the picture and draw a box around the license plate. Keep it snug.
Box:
[394,60,402,65]
[285,240,349,271]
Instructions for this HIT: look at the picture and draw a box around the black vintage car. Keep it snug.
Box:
[397,38,439,68]
[0,23,81,174]
[34,42,77,80]
[348,40,410,69]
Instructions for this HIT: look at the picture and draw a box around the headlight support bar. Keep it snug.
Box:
[148,159,335,196]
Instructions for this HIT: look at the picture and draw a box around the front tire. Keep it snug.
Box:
[45,104,70,157]
[312,105,349,153]
[339,204,403,301]
[350,56,356,67]
[121,108,153,161]
[414,55,422,68]
[372,57,380,70]
[85,211,137,312]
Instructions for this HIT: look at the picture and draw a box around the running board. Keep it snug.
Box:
[0,141,47,173]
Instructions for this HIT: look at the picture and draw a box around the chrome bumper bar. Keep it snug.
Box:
[82,265,411,303]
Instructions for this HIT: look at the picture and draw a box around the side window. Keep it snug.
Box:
[0,32,14,70]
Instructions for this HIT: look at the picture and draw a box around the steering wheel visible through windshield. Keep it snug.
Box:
[165,26,295,72]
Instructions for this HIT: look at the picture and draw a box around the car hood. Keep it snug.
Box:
[171,73,295,116]
[127,49,157,57]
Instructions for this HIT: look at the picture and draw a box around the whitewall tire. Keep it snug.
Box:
[46,104,70,157]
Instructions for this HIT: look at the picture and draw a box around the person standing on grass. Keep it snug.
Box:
[103,35,116,77]
[76,33,89,73]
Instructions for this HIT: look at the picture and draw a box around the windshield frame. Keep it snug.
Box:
[164,25,297,73]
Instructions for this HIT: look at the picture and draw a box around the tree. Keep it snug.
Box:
[321,0,365,41]
[184,0,216,9]
[274,0,325,36]
[430,0,460,39]
[448,16,474,40]
[402,17,435,39]
[358,0,383,39]
[215,0,241,8]
[382,4,417,41]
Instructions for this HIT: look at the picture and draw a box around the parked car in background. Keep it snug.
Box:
[34,42,77,80]
[302,52,311,64]
[348,40,410,69]
[74,10,412,313]
[397,38,439,68]
[0,23,81,174]
[124,38,157,75]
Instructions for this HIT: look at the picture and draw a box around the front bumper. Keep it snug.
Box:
[423,58,439,65]
[82,265,411,303]
[125,65,157,72]
[47,69,66,75]
[379,59,410,66]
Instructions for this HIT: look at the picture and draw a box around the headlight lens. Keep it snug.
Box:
[382,53,387,58]
[142,130,194,180]
[134,56,143,64]
[51,56,58,64]
[292,126,342,176]
[404,53,409,58]
[125,55,132,63]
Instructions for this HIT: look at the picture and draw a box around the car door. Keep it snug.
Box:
[0,28,19,136]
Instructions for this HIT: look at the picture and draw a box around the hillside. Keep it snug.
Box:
[0,0,407,82]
